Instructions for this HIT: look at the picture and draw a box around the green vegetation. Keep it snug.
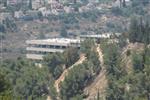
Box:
[0,32,6,40]
[2,18,17,32]
[63,47,80,67]
[101,16,150,100]
[103,43,123,78]
[129,15,150,44]
[1,0,150,99]
[132,52,144,72]
[100,22,150,100]
[81,39,101,74]
[60,39,101,99]
[111,0,149,17]
[0,72,12,100]
[80,39,95,55]
[44,47,79,79]
[101,41,150,100]
[60,26,68,37]
[0,58,57,100]
[60,61,92,100]
[0,23,5,33]
[44,52,65,79]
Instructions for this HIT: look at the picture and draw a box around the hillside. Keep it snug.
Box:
[54,54,86,93]
[0,0,150,100]
[121,43,145,74]
[84,45,107,100]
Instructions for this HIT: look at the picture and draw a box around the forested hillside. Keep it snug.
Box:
[0,0,150,100]
[0,28,149,100]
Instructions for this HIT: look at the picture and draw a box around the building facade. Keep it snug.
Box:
[26,33,115,60]
[26,38,80,60]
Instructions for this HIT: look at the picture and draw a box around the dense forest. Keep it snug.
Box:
[0,20,149,99]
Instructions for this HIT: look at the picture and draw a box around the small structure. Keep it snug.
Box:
[14,11,24,18]
[38,7,51,16]
[80,33,112,40]
[64,6,74,13]
[26,38,80,60]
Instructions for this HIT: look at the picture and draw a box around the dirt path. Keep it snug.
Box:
[54,54,86,93]
[84,45,107,100]
[121,43,145,74]
[47,54,86,100]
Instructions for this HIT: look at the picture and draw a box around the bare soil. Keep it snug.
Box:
[84,45,107,100]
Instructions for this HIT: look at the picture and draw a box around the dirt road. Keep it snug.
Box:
[54,54,86,93]
[84,45,107,100]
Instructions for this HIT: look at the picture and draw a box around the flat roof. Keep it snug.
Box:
[80,34,111,38]
[26,38,81,45]
[26,47,64,53]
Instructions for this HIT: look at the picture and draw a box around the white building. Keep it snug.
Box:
[80,33,112,40]
[38,7,51,16]
[26,38,80,60]
[26,33,116,60]
[14,11,24,18]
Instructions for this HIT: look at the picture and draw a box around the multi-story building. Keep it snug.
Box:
[26,38,80,60]
[26,33,116,60]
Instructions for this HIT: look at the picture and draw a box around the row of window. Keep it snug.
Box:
[27,51,58,55]
[28,44,67,49]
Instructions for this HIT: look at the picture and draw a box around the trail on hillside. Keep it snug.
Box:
[54,54,86,93]
[84,45,107,100]
[121,43,145,74]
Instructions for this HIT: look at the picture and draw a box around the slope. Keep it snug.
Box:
[121,43,145,74]
[54,54,86,93]
[84,45,107,100]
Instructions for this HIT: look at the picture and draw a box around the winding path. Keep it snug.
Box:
[54,54,86,93]
[84,45,107,100]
